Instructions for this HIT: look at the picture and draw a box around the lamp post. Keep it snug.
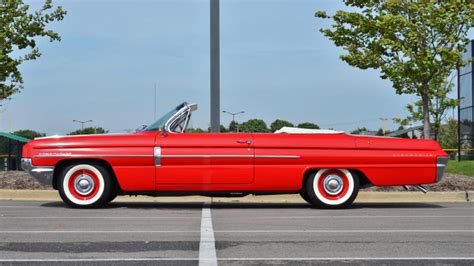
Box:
[210,0,220,132]
[73,120,92,130]
[223,110,244,132]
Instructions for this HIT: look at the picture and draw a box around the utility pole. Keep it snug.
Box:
[210,0,220,132]
[73,120,92,130]
[223,110,244,132]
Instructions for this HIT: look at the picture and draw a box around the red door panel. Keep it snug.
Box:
[155,133,254,184]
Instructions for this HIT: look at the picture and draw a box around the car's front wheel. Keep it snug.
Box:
[304,169,359,209]
[58,163,113,208]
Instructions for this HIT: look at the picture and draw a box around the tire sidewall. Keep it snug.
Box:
[58,163,112,208]
[306,169,359,209]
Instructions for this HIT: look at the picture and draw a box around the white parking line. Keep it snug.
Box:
[0,257,472,262]
[213,215,474,219]
[199,202,217,266]
[214,230,474,233]
[0,216,200,219]
[0,230,200,233]
[0,229,471,234]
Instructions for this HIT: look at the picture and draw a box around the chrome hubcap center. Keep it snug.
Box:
[74,174,94,195]
[323,174,343,195]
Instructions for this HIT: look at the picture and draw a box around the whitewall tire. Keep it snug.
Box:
[58,163,113,208]
[304,169,359,208]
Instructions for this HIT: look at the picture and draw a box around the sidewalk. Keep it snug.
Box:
[0,190,471,203]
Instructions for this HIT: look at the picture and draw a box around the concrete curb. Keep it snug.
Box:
[0,190,471,203]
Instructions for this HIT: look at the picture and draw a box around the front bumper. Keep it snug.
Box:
[21,158,54,186]
[436,156,450,182]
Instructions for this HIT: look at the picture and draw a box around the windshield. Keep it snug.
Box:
[145,103,185,131]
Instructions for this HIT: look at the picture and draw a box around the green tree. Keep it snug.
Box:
[376,128,384,136]
[439,118,458,149]
[1,0,66,102]
[351,127,368,135]
[270,119,294,132]
[220,124,228,133]
[240,119,269,133]
[316,1,474,139]
[297,122,319,129]
[395,78,458,140]
[228,121,239,132]
[186,128,206,133]
[68,127,108,135]
[13,129,45,139]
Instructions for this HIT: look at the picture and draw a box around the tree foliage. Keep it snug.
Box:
[270,119,294,132]
[438,118,458,149]
[350,127,369,135]
[297,122,319,129]
[228,121,239,132]
[13,129,45,139]
[187,127,206,133]
[394,78,458,140]
[68,127,108,135]
[0,0,66,102]
[316,1,474,139]
[240,119,269,133]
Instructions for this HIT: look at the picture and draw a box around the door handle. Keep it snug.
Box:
[237,139,252,145]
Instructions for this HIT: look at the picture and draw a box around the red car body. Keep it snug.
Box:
[21,102,449,208]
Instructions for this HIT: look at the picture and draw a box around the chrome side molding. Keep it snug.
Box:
[154,147,161,166]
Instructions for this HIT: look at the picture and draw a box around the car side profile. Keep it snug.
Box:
[21,102,449,208]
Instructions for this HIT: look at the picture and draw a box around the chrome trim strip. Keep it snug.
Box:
[255,155,300,159]
[21,158,54,186]
[154,147,161,166]
[158,155,300,159]
[160,155,253,158]
[34,154,153,158]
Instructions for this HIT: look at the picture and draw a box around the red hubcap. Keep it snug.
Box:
[317,169,349,201]
[68,169,100,201]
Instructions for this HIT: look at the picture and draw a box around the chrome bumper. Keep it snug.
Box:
[436,156,449,182]
[21,158,54,186]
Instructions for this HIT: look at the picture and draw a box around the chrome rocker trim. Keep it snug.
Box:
[436,156,449,182]
[21,158,54,186]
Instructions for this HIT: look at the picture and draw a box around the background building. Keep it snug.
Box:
[0,132,29,171]
[458,40,474,160]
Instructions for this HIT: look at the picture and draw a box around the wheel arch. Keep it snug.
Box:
[52,159,120,191]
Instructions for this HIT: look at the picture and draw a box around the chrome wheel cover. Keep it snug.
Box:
[323,174,343,195]
[74,174,95,195]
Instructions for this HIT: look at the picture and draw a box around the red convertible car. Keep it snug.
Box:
[22,102,449,208]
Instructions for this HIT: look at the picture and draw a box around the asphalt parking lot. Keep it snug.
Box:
[0,200,473,265]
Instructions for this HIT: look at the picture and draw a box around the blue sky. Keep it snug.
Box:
[1,0,468,134]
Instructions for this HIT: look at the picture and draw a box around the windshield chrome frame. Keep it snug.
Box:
[163,103,197,133]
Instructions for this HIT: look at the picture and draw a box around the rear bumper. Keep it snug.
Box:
[436,156,449,182]
[21,158,54,186]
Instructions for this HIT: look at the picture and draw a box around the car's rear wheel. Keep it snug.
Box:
[58,163,112,208]
[304,169,359,209]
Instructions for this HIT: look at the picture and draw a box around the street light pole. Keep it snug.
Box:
[210,0,220,133]
[73,120,93,130]
[223,110,244,132]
